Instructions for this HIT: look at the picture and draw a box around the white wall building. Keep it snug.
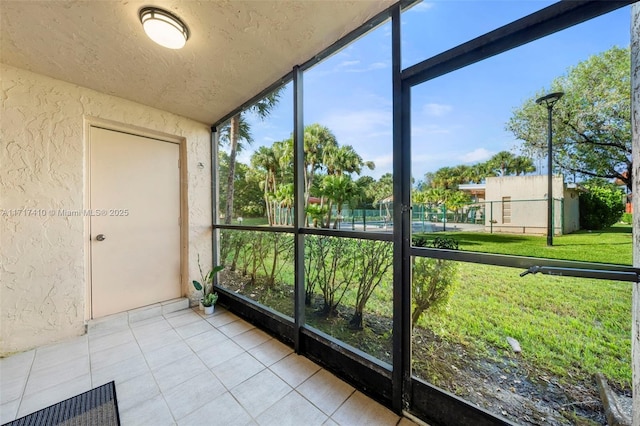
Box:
[462,175,581,235]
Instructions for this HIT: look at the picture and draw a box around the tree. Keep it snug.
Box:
[350,240,393,329]
[220,90,281,224]
[507,46,631,191]
[320,174,357,228]
[305,236,356,315]
[218,152,264,218]
[324,144,374,177]
[251,146,279,225]
[355,176,376,208]
[303,124,338,209]
[369,173,394,207]
[579,179,625,230]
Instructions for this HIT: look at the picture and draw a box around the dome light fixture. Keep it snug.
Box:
[139,7,189,49]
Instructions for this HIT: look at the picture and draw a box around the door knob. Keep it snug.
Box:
[96,234,106,241]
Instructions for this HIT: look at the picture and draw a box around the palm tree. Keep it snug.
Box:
[251,146,279,225]
[512,155,536,175]
[324,144,374,176]
[220,90,281,224]
[445,191,471,222]
[276,183,294,225]
[321,174,357,228]
[304,124,338,224]
[304,124,338,193]
[488,151,517,176]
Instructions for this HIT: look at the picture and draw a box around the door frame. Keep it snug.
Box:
[83,116,188,320]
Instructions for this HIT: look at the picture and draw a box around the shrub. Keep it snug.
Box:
[412,235,459,250]
[411,237,459,328]
[579,180,624,230]
[621,213,632,225]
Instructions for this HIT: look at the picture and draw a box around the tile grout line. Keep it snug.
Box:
[326,387,358,425]
[130,312,181,425]
[11,349,36,421]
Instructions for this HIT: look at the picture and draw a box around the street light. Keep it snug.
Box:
[535,91,564,246]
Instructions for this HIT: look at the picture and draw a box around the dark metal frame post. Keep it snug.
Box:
[546,104,554,246]
[211,126,220,274]
[391,3,411,414]
[293,65,305,353]
[536,91,563,247]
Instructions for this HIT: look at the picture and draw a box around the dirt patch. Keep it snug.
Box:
[220,269,616,425]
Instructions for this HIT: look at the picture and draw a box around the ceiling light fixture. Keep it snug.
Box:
[139,7,189,49]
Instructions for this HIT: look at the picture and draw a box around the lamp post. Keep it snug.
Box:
[535,91,564,246]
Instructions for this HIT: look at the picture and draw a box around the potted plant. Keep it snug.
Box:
[192,254,223,312]
[201,292,218,315]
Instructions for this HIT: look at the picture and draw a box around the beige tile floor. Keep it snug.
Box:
[0,306,420,426]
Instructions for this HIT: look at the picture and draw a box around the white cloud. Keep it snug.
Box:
[411,2,435,12]
[336,60,360,69]
[372,154,393,170]
[422,103,453,117]
[320,108,393,177]
[323,109,392,144]
[412,123,451,139]
[460,148,494,163]
[340,61,388,73]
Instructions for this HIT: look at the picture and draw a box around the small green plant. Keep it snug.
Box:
[192,254,224,304]
[621,212,632,225]
[202,292,218,307]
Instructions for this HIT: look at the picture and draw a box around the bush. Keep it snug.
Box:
[579,180,624,230]
[621,213,632,225]
[411,237,459,328]
[412,235,459,250]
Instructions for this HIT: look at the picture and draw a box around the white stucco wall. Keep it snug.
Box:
[0,64,212,356]
[484,175,565,235]
[562,188,580,234]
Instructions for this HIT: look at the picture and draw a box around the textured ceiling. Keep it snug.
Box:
[0,0,396,124]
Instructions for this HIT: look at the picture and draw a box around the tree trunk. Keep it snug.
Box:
[225,115,240,224]
[411,308,423,330]
[349,310,363,330]
[631,4,640,423]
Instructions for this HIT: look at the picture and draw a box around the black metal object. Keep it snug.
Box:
[391,2,410,415]
[293,65,305,353]
[214,224,295,233]
[535,91,564,247]
[520,265,639,282]
[217,287,396,409]
[300,327,393,408]
[208,1,639,425]
[211,0,422,131]
[213,73,293,132]
[215,287,295,345]
[409,378,517,426]
[300,227,393,242]
[210,126,220,271]
[401,0,634,87]
[411,247,640,282]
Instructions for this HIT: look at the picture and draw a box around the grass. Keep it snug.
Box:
[416,224,631,265]
[226,217,270,226]
[219,225,633,393]
[418,262,632,388]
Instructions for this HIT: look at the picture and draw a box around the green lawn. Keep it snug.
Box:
[413,225,633,389]
[417,263,632,388]
[219,225,633,392]
[416,224,631,265]
[226,217,270,226]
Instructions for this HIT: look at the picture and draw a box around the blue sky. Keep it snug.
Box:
[238,1,631,183]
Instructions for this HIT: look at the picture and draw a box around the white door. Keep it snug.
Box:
[90,127,181,318]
